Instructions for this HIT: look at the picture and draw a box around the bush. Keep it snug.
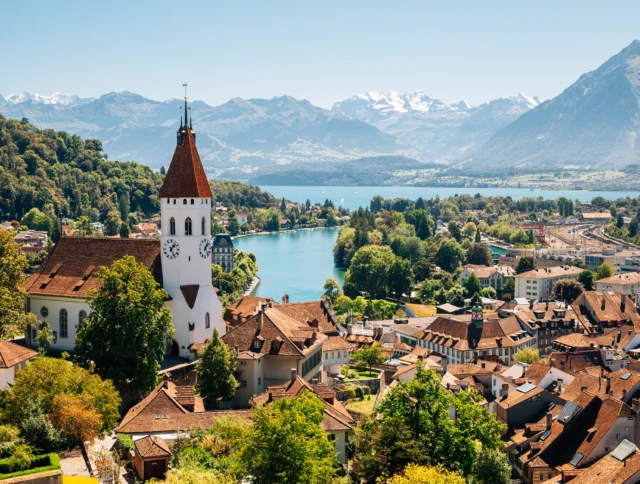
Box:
[21,415,68,453]
[344,388,356,399]
[117,434,134,457]
[0,425,20,444]
[355,387,364,399]
[1,444,34,472]
[0,452,60,480]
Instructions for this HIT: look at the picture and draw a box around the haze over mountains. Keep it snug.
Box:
[3,40,640,182]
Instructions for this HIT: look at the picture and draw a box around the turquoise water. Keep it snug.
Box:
[260,186,640,211]
[234,228,345,302]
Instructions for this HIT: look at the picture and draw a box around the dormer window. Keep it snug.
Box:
[252,338,263,351]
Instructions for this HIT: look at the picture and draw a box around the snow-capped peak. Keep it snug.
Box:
[507,92,541,109]
[4,91,94,106]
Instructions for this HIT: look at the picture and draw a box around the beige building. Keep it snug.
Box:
[459,264,515,292]
[584,249,629,274]
[499,248,535,269]
[514,266,583,300]
[596,272,640,296]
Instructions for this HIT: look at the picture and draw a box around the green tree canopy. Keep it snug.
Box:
[351,344,386,373]
[466,243,493,266]
[596,262,614,280]
[515,256,535,274]
[578,270,595,291]
[0,229,36,338]
[236,392,339,484]
[322,278,342,305]
[513,347,540,364]
[388,258,413,299]
[435,239,466,273]
[552,278,584,301]
[196,329,238,409]
[344,245,396,299]
[74,255,174,395]
[20,208,55,233]
[462,273,482,298]
[471,448,511,484]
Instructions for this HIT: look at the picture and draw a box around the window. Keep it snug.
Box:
[79,310,87,324]
[191,199,194,205]
[240,380,247,388]
[155,414,160,420]
[169,217,176,235]
[40,306,48,318]
[183,199,187,205]
[205,313,210,329]
[59,309,68,338]
[163,413,168,420]
[202,217,206,235]
[328,433,336,441]
[185,217,192,235]
[258,377,261,386]
[173,199,176,205]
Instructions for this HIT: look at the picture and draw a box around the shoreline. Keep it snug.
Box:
[232,225,340,241]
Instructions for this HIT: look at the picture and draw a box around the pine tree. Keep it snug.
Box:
[196,329,238,409]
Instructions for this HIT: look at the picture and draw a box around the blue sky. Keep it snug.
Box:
[3,0,640,108]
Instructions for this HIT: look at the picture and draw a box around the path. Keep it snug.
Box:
[243,276,260,296]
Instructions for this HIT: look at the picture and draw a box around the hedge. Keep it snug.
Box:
[0,453,60,479]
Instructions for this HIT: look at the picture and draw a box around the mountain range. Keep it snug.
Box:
[3,40,640,181]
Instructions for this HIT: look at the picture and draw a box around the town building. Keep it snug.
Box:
[222,305,326,407]
[133,436,171,481]
[236,212,248,225]
[0,340,38,390]
[212,233,234,272]
[514,266,583,300]
[411,309,535,365]
[584,249,629,274]
[459,264,515,292]
[22,99,224,358]
[596,272,640,296]
[13,230,48,253]
[224,296,274,327]
[322,335,352,377]
[499,247,535,269]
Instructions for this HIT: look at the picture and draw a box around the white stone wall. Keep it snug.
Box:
[0,367,15,391]
[27,295,91,351]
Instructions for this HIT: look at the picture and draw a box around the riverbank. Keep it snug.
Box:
[232,225,339,241]
[243,276,260,296]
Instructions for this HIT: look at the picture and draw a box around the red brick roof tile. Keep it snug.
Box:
[159,125,213,198]
[0,340,38,368]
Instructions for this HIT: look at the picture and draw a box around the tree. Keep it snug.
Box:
[196,329,238,409]
[388,258,413,299]
[103,210,122,236]
[0,229,36,338]
[119,220,130,238]
[1,357,120,434]
[404,236,425,263]
[513,348,540,364]
[617,213,625,228]
[475,225,482,243]
[388,464,465,484]
[236,392,338,484]
[480,286,497,299]
[50,394,101,443]
[527,229,535,245]
[510,228,529,245]
[578,270,595,291]
[280,197,287,213]
[462,222,477,239]
[160,166,166,175]
[418,280,439,303]
[74,256,174,395]
[370,195,384,212]
[344,245,396,299]
[515,256,535,274]
[351,345,386,374]
[471,448,511,484]
[322,278,342,305]
[435,239,465,273]
[36,324,54,354]
[466,243,493,267]
[462,274,482,298]
[596,262,614,280]
[552,279,584,301]
[334,295,353,315]
[375,364,505,476]
[228,213,241,236]
[446,285,466,307]
[503,277,515,296]
[448,222,462,242]
[20,208,54,233]
[370,299,396,320]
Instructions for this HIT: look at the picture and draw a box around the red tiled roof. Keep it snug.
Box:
[159,125,213,199]
[134,435,171,458]
[0,340,38,368]
[22,237,162,298]
[322,335,353,351]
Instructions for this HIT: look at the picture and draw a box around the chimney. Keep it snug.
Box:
[605,375,611,395]
[529,300,534,310]
[162,373,170,389]
[621,294,627,313]
[235,345,239,355]
[291,368,297,383]
[268,300,273,308]
[312,378,319,394]
[481,362,486,369]
[258,311,264,332]
[557,378,563,394]
[618,326,622,343]
[560,360,566,371]
[546,300,549,311]
[546,412,552,428]
[282,294,289,304]
[623,389,628,398]
[633,398,640,415]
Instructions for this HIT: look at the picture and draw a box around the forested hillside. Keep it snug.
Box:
[0,115,163,223]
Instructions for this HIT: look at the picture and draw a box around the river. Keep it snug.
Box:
[259,185,640,211]
[234,228,344,302]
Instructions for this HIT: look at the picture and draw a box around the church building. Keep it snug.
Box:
[22,94,224,359]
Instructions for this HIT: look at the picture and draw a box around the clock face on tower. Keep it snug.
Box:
[163,239,180,259]
[199,238,212,258]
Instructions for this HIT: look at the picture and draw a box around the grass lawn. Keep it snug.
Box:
[345,395,376,415]
[345,367,380,380]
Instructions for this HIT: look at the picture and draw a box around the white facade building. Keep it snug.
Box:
[514,266,583,300]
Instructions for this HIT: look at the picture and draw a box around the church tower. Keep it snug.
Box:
[158,89,224,358]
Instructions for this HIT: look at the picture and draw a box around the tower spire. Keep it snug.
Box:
[183,82,188,128]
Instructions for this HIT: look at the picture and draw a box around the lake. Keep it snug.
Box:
[234,228,344,302]
[259,185,640,210]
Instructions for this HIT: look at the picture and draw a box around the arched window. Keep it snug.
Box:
[173,199,176,205]
[60,309,68,338]
[169,217,176,235]
[185,217,192,236]
[201,217,206,235]
[191,199,194,205]
[79,310,87,324]
[205,313,210,329]
[183,199,187,205]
